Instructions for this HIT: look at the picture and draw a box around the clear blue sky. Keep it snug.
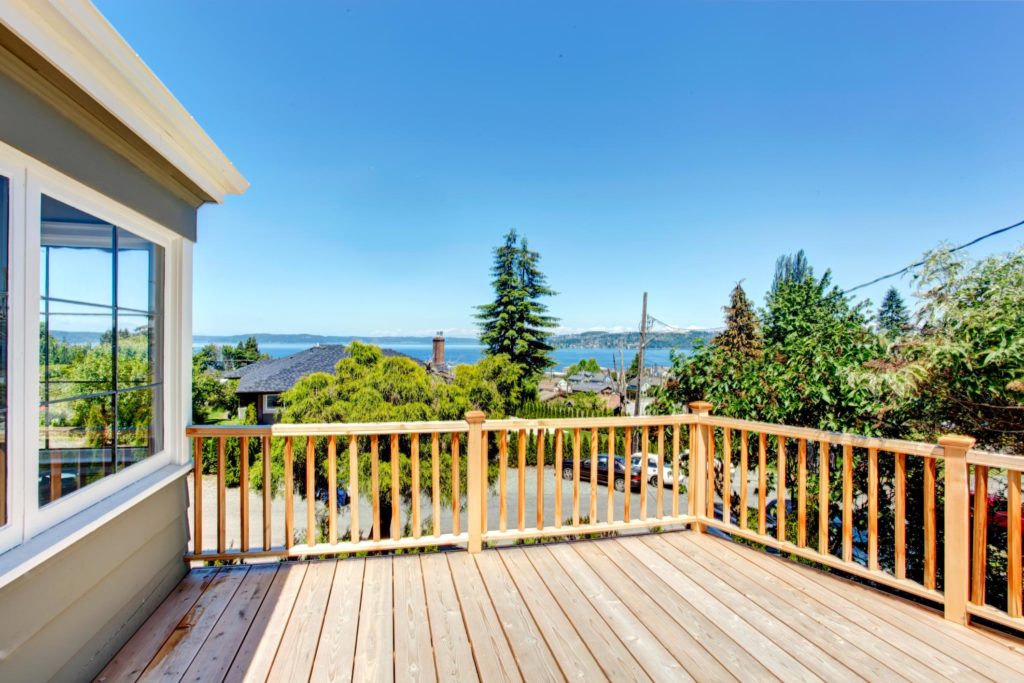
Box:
[96,1,1024,337]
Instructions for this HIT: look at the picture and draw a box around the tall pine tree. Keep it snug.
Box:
[877,287,910,336]
[476,230,558,391]
[713,282,763,359]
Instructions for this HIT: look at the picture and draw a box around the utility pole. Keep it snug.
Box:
[634,291,648,417]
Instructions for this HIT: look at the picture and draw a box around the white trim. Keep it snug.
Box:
[0,463,190,591]
[0,158,25,555]
[0,0,248,202]
[262,393,283,415]
[0,138,190,547]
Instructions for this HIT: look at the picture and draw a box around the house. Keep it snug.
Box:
[227,344,424,424]
[0,2,246,679]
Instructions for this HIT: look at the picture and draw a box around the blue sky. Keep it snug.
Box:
[97,1,1024,337]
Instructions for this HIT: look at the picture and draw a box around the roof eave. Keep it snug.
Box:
[1,0,248,204]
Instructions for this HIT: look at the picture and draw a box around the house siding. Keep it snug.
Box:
[0,476,189,682]
[0,61,199,239]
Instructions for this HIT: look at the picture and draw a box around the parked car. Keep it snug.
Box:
[631,452,685,488]
[562,454,637,492]
[315,486,350,507]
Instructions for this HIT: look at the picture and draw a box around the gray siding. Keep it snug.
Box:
[0,68,199,240]
[0,475,190,683]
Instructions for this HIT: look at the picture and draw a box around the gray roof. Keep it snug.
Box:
[234,345,421,394]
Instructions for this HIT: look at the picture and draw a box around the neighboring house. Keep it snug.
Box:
[538,370,623,412]
[229,345,425,424]
[0,2,247,680]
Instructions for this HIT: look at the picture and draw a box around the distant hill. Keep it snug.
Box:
[550,330,716,349]
[192,333,480,346]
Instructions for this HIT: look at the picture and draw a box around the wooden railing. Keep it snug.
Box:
[185,402,1022,632]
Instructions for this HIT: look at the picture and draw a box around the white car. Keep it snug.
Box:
[631,451,689,487]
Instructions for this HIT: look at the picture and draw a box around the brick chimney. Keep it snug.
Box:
[432,331,445,368]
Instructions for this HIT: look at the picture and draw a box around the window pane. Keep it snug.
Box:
[39,196,164,506]
[0,176,7,527]
[116,387,161,470]
[39,395,113,506]
[40,309,113,402]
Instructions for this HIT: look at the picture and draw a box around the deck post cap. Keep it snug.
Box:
[938,434,975,454]
[688,401,713,414]
[465,410,487,423]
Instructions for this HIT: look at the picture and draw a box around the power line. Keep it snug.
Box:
[843,217,1024,295]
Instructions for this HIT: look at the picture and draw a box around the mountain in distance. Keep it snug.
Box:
[52,330,718,350]
[549,329,716,349]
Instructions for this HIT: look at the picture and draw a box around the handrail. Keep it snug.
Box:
[184,404,1023,634]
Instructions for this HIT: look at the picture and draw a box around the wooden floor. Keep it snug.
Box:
[98,531,1024,683]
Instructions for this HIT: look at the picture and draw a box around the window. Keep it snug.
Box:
[263,393,283,414]
[38,195,163,507]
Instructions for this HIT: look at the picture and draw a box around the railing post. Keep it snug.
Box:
[940,434,975,625]
[689,401,713,532]
[466,410,486,553]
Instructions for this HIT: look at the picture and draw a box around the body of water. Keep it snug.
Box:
[197,342,688,370]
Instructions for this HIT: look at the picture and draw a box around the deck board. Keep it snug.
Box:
[104,532,1024,683]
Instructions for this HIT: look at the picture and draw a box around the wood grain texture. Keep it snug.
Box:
[411,434,421,538]
[924,456,937,589]
[311,558,366,683]
[267,560,336,682]
[895,452,906,579]
[391,557,434,682]
[354,558,394,683]
[240,437,250,552]
[422,554,478,682]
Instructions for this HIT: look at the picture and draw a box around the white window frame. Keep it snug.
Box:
[262,393,283,415]
[0,138,191,548]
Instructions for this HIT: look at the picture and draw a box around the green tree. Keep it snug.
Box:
[476,229,559,400]
[858,247,1024,452]
[713,283,763,359]
[877,287,910,336]
[277,342,516,538]
[563,358,601,377]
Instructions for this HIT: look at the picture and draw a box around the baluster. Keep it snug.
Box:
[411,434,420,539]
[722,429,731,524]
[777,436,787,543]
[640,426,649,521]
[284,436,294,548]
[572,428,581,526]
[431,433,440,538]
[350,435,360,543]
[797,439,807,547]
[818,439,829,556]
[240,437,249,553]
[924,456,936,588]
[327,435,337,545]
[1009,470,1022,617]
[480,430,488,534]
[687,425,695,518]
[624,427,632,523]
[518,429,527,532]
[537,431,545,530]
[706,427,716,518]
[307,436,316,545]
[370,435,380,542]
[217,437,226,554]
[671,425,680,518]
[499,430,508,533]
[843,443,853,563]
[868,447,878,570]
[590,427,599,523]
[971,465,988,606]
[390,434,401,541]
[554,430,563,527]
[656,426,665,519]
[451,433,460,536]
[740,431,749,529]
[758,433,767,535]
[193,437,202,555]
[894,452,905,579]
[608,427,617,523]
[262,436,271,550]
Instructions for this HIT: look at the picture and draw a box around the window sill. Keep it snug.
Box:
[0,462,191,591]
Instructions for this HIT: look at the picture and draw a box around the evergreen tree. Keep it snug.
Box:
[712,282,763,359]
[877,287,909,336]
[476,230,558,392]
[770,249,812,295]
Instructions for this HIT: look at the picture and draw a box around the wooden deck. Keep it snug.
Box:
[99,531,1024,682]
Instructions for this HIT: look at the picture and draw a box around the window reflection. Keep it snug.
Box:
[39,196,163,506]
